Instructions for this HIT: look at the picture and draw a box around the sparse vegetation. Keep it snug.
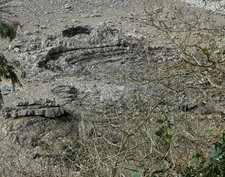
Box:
[0,0,19,108]
[0,0,224,176]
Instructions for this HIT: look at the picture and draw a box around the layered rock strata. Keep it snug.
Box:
[2,98,68,118]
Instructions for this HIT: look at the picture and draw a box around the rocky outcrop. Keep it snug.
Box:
[0,98,79,168]
[15,24,138,81]
[2,98,68,118]
[51,84,87,106]
[51,85,78,104]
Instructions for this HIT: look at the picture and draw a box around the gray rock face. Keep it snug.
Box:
[0,84,22,95]
[2,98,67,118]
[99,84,126,102]
[51,85,78,104]
[0,85,12,95]
[15,24,137,81]
[180,0,225,14]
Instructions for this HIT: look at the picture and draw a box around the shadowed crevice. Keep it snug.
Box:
[62,26,92,37]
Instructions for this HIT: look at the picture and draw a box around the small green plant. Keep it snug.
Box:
[155,117,173,141]
[0,1,20,108]
[132,172,141,177]
[0,54,19,107]
[182,131,225,177]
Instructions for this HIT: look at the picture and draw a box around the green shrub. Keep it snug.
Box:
[182,132,225,177]
[0,20,16,41]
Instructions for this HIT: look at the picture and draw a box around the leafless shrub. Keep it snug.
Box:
[75,0,225,176]
[0,0,224,177]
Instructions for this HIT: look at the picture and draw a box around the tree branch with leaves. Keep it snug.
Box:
[0,0,20,108]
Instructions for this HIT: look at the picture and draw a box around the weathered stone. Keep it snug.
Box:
[194,106,212,114]
[18,110,28,117]
[28,105,43,109]
[59,107,65,115]
[51,85,79,104]
[27,109,34,116]
[11,112,18,118]
[0,85,12,95]
[17,101,29,106]
[99,84,126,102]
[45,98,55,103]
[34,109,46,116]
[64,4,72,9]
[51,85,78,95]
[3,112,11,118]
[45,108,56,118]
[44,102,56,107]
[2,98,67,119]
